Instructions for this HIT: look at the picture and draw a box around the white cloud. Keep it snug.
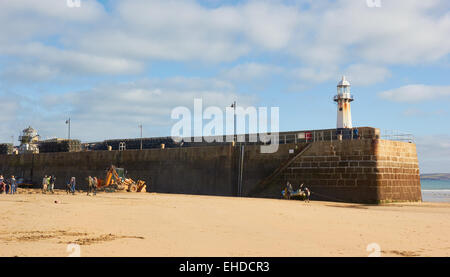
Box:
[0,0,105,43]
[0,64,59,83]
[0,77,258,142]
[0,99,19,123]
[379,85,450,102]
[240,1,300,50]
[344,64,391,86]
[70,0,300,62]
[293,66,338,83]
[72,29,250,63]
[1,0,450,81]
[222,63,284,82]
[0,43,144,75]
[416,135,450,173]
[293,63,390,86]
[287,0,450,68]
[0,92,29,143]
[59,78,255,124]
[0,0,105,22]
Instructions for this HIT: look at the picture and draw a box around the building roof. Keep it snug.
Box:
[22,126,38,136]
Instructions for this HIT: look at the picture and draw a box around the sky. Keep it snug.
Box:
[0,0,449,173]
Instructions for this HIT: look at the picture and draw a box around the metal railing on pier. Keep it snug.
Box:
[380,129,415,143]
[262,128,414,145]
[271,128,375,145]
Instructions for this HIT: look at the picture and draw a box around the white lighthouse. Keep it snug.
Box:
[334,76,353,129]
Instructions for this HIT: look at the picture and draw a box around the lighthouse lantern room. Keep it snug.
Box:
[334,76,354,129]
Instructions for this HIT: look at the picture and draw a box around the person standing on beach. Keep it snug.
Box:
[0,175,5,194]
[87,176,93,195]
[42,175,48,193]
[284,181,292,200]
[10,176,17,194]
[92,177,97,196]
[49,175,55,194]
[304,187,311,202]
[46,176,51,193]
[70,177,76,195]
[287,181,293,193]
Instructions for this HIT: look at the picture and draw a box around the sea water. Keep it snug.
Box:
[421,179,450,203]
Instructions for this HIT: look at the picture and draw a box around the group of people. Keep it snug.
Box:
[1,174,97,195]
[42,175,56,194]
[286,181,311,202]
[0,175,17,194]
[61,176,98,196]
[42,175,97,195]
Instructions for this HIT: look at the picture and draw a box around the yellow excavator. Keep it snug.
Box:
[97,165,146,192]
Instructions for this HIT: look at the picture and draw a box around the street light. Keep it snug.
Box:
[138,124,143,150]
[65,118,71,140]
[231,101,236,142]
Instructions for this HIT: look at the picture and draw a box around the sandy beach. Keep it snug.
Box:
[1,189,449,257]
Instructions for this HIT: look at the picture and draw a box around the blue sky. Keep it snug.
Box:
[0,0,449,173]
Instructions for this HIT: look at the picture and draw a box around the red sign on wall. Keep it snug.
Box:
[305,132,312,140]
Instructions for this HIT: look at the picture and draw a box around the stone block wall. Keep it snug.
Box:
[251,139,421,203]
[374,140,421,202]
[0,128,422,204]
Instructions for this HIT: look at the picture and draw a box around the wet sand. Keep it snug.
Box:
[1,189,449,257]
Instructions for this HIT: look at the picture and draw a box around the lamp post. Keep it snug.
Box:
[138,124,143,150]
[231,101,236,142]
[65,118,71,141]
